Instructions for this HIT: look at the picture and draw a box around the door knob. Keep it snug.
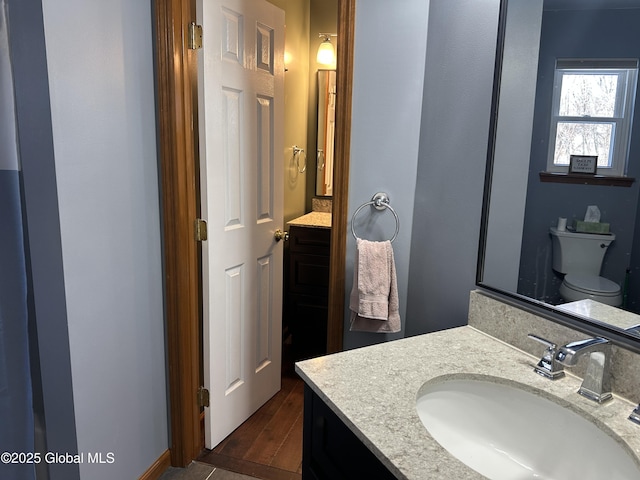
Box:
[274,229,289,242]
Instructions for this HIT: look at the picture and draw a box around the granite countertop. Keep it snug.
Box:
[557,299,640,331]
[295,326,640,479]
[287,211,331,229]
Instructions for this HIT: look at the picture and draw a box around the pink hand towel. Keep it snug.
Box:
[349,238,401,333]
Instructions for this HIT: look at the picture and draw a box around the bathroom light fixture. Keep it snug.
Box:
[317,33,336,66]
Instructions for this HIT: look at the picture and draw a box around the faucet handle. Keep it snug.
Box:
[528,334,557,349]
[629,405,640,425]
[527,334,566,380]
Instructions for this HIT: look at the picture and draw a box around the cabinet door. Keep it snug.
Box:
[302,385,397,479]
[289,252,330,296]
[289,295,327,360]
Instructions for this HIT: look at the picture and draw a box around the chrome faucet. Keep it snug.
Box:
[527,334,565,380]
[555,337,612,403]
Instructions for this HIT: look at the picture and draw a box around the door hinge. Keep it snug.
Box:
[188,22,203,50]
[195,218,208,241]
[197,386,210,408]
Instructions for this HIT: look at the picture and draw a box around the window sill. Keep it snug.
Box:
[539,172,635,187]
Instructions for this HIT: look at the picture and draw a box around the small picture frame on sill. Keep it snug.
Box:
[569,154,598,174]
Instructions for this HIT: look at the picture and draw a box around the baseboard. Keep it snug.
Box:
[139,449,171,480]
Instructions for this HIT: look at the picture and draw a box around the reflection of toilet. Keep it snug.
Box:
[549,227,622,307]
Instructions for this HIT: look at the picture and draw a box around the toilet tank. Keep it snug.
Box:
[549,227,615,275]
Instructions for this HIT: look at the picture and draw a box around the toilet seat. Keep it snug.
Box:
[560,273,622,306]
[563,273,620,295]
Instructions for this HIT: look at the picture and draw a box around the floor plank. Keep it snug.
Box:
[214,411,271,457]
[270,410,304,472]
[242,383,303,466]
[198,372,303,480]
[214,376,297,457]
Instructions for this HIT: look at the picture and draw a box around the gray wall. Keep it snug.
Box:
[1,3,35,479]
[7,1,79,478]
[7,0,168,478]
[482,0,542,292]
[405,0,501,335]
[343,0,501,343]
[39,0,168,477]
[343,0,430,350]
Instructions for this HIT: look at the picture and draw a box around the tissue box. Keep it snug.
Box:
[574,220,610,234]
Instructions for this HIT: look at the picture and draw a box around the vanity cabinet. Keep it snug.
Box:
[285,225,330,360]
[302,385,395,479]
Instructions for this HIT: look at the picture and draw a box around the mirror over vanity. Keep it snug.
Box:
[478,0,640,349]
[315,69,336,197]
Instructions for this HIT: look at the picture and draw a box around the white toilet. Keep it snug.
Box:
[549,227,622,306]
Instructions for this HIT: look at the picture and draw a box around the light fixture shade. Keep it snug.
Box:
[316,39,335,66]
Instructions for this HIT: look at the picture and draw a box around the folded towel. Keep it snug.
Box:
[349,238,401,333]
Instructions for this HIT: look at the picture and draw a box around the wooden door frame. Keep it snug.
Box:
[153,0,354,467]
[328,0,354,355]
[154,0,200,467]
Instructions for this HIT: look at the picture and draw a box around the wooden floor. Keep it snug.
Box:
[197,371,304,480]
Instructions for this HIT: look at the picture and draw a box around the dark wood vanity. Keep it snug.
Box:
[284,212,331,360]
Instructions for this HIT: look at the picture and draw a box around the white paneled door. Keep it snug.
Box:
[197,0,285,448]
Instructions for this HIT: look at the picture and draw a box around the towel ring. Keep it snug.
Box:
[293,145,306,173]
[351,192,400,243]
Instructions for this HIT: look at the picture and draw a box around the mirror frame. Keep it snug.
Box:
[476,0,640,355]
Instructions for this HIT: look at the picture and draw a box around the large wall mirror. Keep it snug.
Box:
[479,0,640,350]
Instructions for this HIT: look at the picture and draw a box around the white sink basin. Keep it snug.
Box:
[416,376,640,480]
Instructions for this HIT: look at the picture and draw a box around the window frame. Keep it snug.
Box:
[546,59,639,177]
